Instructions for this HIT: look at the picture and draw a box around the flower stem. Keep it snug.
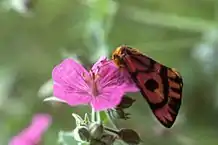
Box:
[105,110,119,129]
[96,111,101,123]
[105,111,127,145]
[91,107,95,122]
[105,127,119,135]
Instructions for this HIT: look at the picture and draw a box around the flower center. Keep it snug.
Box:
[83,70,99,97]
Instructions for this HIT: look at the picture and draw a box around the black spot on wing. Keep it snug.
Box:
[144,79,159,92]
[120,48,183,128]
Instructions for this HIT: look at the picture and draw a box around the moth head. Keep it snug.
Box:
[112,45,127,68]
[112,45,140,67]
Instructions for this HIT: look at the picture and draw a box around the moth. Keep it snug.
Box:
[112,45,183,128]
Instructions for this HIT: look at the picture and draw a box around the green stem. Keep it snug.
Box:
[105,127,119,135]
[105,110,119,129]
[105,110,127,145]
[96,111,101,123]
[91,107,95,122]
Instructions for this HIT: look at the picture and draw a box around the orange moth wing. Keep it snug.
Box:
[112,45,183,128]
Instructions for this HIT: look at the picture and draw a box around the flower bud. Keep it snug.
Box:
[73,126,90,143]
[117,95,136,109]
[88,122,104,140]
[118,128,141,145]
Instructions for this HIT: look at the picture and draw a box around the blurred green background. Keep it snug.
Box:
[1,0,218,144]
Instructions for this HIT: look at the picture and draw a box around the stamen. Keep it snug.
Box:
[82,72,89,84]
[83,70,99,97]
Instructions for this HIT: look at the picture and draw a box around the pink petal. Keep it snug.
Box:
[92,58,139,92]
[52,58,89,92]
[24,114,52,141]
[53,83,92,106]
[91,56,108,72]
[9,113,52,145]
[52,58,92,105]
[93,59,122,87]
[119,69,139,92]
[91,87,124,111]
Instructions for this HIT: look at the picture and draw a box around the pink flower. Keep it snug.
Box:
[9,113,52,145]
[52,56,138,111]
